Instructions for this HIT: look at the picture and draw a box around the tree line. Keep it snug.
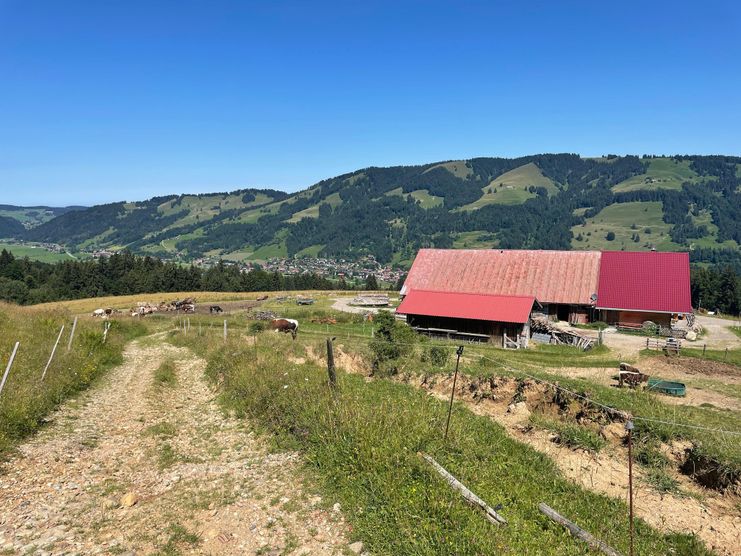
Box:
[0,250,389,305]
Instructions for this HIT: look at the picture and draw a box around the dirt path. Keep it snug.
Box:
[695,315,741,349]
[0,335,352,555]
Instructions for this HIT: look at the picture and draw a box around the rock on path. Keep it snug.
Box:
[0,335,351,555]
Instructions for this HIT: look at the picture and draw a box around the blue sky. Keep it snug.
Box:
[1,1,739,206]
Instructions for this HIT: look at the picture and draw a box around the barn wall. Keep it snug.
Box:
[406,314,523,343]
[601,310,671,326]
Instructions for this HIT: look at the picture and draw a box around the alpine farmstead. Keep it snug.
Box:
[396,249,692,344]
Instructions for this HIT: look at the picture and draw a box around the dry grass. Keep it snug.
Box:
[30,290,362,315]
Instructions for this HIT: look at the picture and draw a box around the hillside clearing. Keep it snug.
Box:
[460,162,558,210]
[571,201,679,251]
[612,158,702,192]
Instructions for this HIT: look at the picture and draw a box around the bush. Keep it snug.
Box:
[249,321,266,333]
[422,345,450,367]
[368,311,417,374]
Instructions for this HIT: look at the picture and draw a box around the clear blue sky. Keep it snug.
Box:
[1,1,739,206]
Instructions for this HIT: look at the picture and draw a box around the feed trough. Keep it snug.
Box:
[647,378,686,397]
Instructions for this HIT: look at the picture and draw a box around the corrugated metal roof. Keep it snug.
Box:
[396,289,535,324]
[596,251,692,314]
[402,249,601,305]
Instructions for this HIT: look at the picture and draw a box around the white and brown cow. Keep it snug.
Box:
[270,318,299,340]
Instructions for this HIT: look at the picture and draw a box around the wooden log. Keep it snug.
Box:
[538,503,623,556]
[421,453,507,525]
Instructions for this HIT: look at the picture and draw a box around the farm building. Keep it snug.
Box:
[397,248,692,341]
[395,289,538,345]
[595,251,692,327]
[400,249,601,323]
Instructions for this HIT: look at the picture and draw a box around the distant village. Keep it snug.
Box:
[258,256,405,284]
[191,254,406,285]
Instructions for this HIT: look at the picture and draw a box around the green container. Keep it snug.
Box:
[647,378,686,397]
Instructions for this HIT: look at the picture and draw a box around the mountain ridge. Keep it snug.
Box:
[5,154,740,268]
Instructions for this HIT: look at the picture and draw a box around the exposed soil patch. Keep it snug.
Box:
[408,372,741,556]
[321,345,740,555]
[643,355,741,380]
[553,365,741,412]
[0,335,351,555]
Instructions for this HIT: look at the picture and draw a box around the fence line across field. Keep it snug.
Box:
[288,332,741,437]
[175,319,741,436]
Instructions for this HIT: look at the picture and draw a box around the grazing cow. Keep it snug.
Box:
[270,318,299,340]
[209,305,223,314]
[92,308,106,318]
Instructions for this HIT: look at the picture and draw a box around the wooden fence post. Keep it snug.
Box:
[67,316,78,352]
[103,321,111,343]
[421,453,507,525]
[444,346,464,441]
[702,344,706,357]
[326,337,337,388]
[223,319,227,342]
[538,503,622,556]
[0,342,20,397]
[41,325,65,382]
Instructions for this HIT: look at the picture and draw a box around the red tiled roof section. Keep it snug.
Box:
[396,290,535,324]
[402,249,601,305]
[596,251,692,313]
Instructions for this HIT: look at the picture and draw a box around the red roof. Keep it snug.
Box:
[596,251,692,314]
[402,249,601,305]
[396,289,535,324]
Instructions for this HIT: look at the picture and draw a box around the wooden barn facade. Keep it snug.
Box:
[395,289,537,346]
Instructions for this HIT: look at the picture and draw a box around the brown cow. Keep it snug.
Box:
[270,318,298,340]
[618,363,649,389]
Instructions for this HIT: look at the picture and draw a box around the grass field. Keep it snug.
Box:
[0,302,146,457]
[0,242,74,263]
[425,160,473,179]
[286,192,343,223]
[571,201,680,251]
[384,187,443,209]
[452,231,498,249]
[460,162,558,210]
[165,328,712,555]
[612,158,702,192]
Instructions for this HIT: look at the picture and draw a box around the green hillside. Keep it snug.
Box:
[13,155,741,268]
[571,201,679,251]
[0,205,83,229]
[460,162,558,209]
[612,158,702,192]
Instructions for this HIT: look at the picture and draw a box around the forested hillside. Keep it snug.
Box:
[5,154,741,268]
